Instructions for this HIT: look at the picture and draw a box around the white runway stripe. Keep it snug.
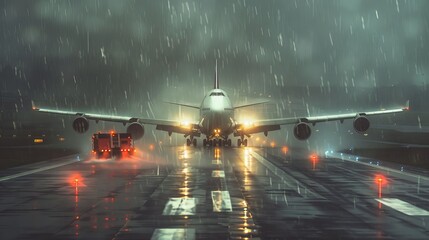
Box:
[162,198,196,215]
[151,228,195,240]
[211,191,232,212]
[375,198,429,216]
[211,170,225,178]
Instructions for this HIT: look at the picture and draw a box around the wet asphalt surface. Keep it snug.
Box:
[0,146,429,239]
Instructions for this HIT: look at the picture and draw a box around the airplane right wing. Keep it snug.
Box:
[234,101,409,139]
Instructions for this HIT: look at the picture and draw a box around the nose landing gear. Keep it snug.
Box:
[203,138,232,147]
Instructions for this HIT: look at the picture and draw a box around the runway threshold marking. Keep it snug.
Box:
[211,190,233,212]
[212,170,225,178]
[0,156,80,182]
[151,228,195,240]
[375,198,429,216]
[162,198,196,215]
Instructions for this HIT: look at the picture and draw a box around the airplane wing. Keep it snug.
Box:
[34,107,200,136]
[163,101,200,109]
[235,101,409,136]
[233,100,270,109]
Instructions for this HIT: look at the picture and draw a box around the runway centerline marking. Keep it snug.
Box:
[375,198,429,216]
[151,228,195,240]
[212,159,222,165]
[0,156,80,182]
[211,190,232,212]
[162,198,196,215]
[212,170,225,178]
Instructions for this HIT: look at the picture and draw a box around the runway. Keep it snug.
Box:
[0,146,429,239]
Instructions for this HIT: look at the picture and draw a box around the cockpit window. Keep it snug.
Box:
[209,92,225,96]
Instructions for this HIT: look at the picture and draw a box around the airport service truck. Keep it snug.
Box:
[92,132,135,158]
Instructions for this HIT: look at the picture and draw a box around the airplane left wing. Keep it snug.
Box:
[35,108,135,123]
[235,101,409,138]
[34,107,200,136]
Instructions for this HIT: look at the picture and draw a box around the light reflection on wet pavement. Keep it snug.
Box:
[0,146,428,239]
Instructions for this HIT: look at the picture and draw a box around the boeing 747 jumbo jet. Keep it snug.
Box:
[34,62,409,147]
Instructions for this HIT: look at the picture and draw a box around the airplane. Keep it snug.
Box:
[33,61,409,147]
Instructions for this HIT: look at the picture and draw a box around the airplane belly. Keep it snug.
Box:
[201,111,233,136]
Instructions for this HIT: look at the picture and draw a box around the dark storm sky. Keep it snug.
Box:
[1,0,428,120]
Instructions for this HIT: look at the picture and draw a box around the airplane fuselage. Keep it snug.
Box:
[199,89,234,139]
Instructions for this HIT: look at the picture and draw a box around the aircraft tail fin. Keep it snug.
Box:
[214,60,219,89]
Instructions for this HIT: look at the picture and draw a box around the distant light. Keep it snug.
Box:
[282,146,289,154]
[34,138,44,143]
[310,153,319,161]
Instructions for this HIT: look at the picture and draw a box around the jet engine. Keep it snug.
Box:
[293,122,311,140]
[72,117,89,133]
[126,122,145,140]
[353,116,370,133]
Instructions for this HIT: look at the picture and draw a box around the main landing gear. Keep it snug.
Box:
[237,138,248,147]
[186,138,197,147]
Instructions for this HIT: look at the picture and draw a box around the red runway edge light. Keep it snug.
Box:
[374,174,387,198]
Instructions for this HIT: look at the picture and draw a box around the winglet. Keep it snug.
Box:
[403,100,410,111]
[214,60,219,89]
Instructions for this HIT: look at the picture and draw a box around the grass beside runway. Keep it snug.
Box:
[342,147,429,170]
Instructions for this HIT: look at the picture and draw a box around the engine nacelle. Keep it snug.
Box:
[72,117,89,133]
[293,122,311,141]
[353,116,370,133]
[127,122,145,140]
